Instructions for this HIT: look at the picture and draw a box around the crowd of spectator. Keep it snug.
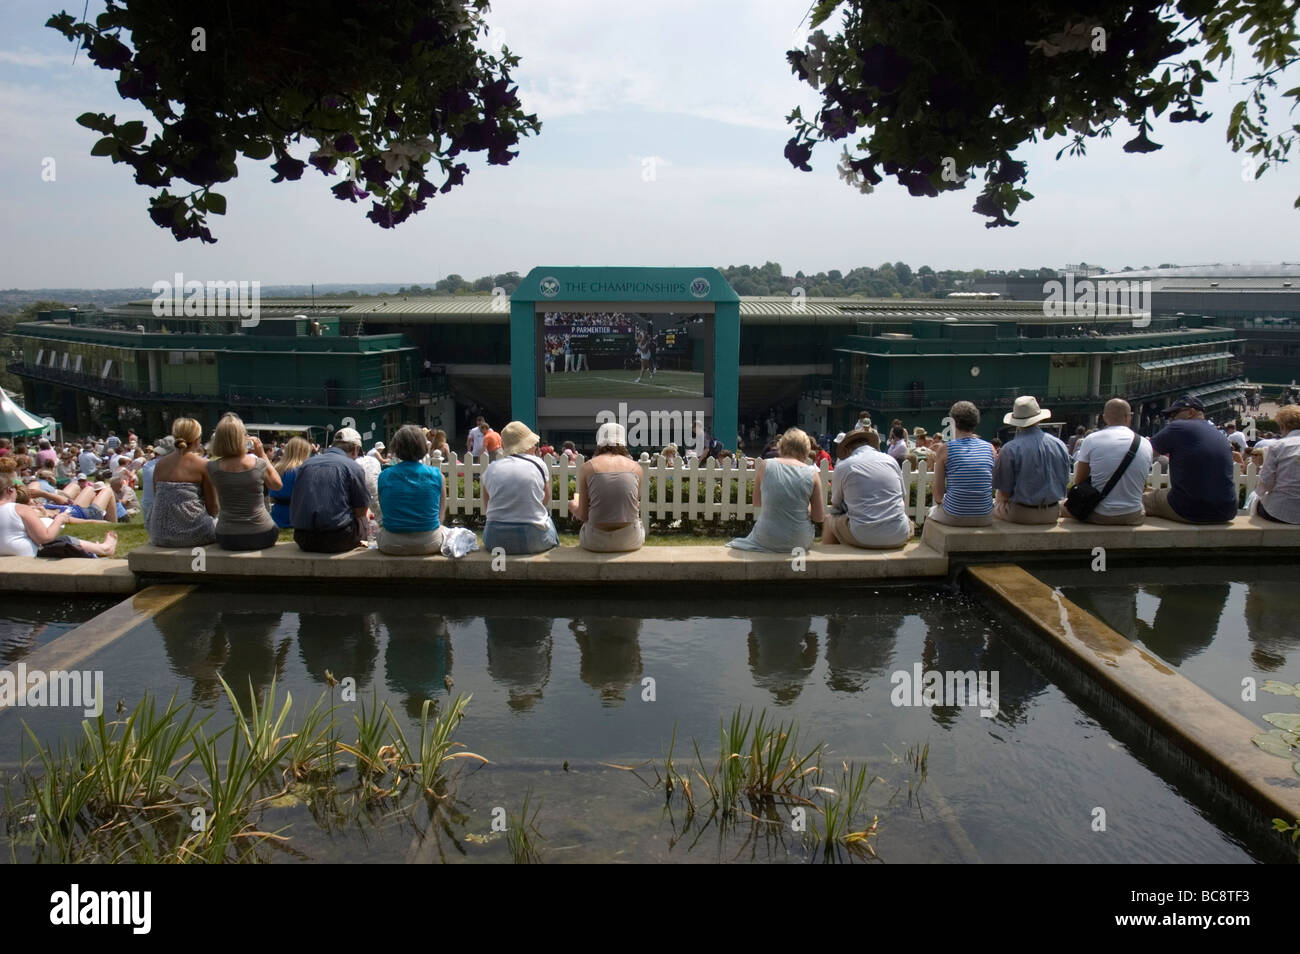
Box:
[2,388,1297,564]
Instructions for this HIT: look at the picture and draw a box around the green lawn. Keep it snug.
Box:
[61,516,733,557]
[543,367,703,399]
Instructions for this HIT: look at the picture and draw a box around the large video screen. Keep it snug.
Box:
[542,311,706,398]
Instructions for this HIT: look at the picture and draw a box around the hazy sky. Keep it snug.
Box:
[1,0,1297,288]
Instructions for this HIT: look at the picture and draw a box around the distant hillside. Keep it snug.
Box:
[0,283,419,313]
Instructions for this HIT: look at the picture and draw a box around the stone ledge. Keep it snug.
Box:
[127,540,948,583]
[922,513,1300,555]
[966,564,1300,828]
[0,557,136,594]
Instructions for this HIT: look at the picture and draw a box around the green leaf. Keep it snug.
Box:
[1251,733,1295,759]
[205,192,227,215]
[243,140,273,160]
[118,120,146,145]
[90,137,117,157]
[1261,680,1300,696]
[1263,712,1300,733]
[75,112,104,130]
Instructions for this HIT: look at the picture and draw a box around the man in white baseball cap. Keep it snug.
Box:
[290,426,370,551]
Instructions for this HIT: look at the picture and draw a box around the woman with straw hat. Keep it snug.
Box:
[482,421,558,554]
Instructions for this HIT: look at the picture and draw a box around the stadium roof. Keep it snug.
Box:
[1097,264,1300,279]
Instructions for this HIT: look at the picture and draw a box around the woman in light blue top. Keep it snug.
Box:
[728,428,826,552]
[377,425,446,555]
[927,401,995,526]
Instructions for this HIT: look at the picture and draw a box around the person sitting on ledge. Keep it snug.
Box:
[727,426,825,553]
[0,476,118,558]
[377,424,447,555]
[821,428,912,549]
[147,418,218,548]
[482,421,558,555]
[927,401,995,527]
[570,422,645,552]
[1143,395,1237,524]
[1253,403,1300,524]
[290,426,369,552]
[270,436,312,529]
[992,396,1071,525]
[1066,398,1153,526]
[207,414,282,551]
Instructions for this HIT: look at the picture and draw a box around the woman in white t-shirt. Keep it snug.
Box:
[481,422,558,554]
[0,477,118,558]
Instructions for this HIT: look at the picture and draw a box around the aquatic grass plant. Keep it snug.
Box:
[2,685,482,863]
[808,762,881,862]
[388,695,486,797]
[505,790,544,864]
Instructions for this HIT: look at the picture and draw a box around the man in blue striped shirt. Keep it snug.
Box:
[992,396,1071,524]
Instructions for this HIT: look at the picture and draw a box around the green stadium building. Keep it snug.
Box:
[8,266,1250,448]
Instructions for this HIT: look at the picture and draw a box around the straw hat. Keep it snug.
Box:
[500,421,541,456]
[836,428,878,459]
[1004,396,1052,428]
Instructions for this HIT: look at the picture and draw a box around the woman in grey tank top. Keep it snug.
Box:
[207,415,283,550]
[570,422,644,551]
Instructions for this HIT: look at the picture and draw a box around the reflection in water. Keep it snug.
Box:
[1244,582,1299,672]
[747,616,817,705]
[380,609,453,720]
[824,614,896,693]
[298,602,379,691]
[159,606,289,705]
[571,616,642,706]
[1066,584,1229,668]
[1134,584,1228,666]
[485,616,552,711]
[920,611,1048,728]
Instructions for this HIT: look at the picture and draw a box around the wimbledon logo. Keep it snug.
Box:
[690,277,711,298]
[540,276,560,298]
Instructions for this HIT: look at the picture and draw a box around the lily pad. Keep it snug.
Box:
[1263,712,1300,734]
[1252,733,1296,759]
[1261,680,1300,697]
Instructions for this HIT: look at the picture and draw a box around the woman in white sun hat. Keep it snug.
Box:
[482,421,559,554]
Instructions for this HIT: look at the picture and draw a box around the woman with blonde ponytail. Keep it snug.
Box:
[146,417,217,547]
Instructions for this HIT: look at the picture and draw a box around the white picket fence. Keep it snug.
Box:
[429,453,1262,527]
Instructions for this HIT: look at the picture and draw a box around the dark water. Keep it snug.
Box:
[0,586,1263,863]
[1037,565,1300,722]
[0,596,118,664]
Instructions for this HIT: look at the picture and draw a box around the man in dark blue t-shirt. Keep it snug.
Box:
[1143,395,1237,523]
[290,427,370,551]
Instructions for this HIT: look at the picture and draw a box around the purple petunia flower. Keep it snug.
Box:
[359,155,392,184]
[271,154,307,182]
[331,180,370,202]
[334,133,358,153]
[784,139,814,172]
[366,202,396,228]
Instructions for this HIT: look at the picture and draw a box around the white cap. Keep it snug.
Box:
[334,427,362,446]
[373,441,385,449]
[597,421,628,447]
